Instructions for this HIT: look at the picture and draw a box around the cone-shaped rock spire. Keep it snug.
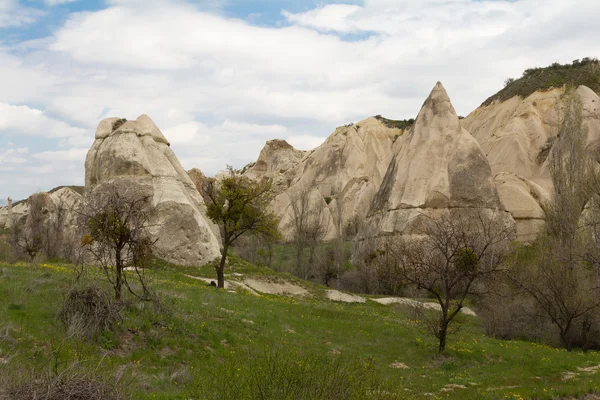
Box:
[359,82,515,239]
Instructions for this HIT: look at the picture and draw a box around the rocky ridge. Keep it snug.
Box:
[243,117,404,240]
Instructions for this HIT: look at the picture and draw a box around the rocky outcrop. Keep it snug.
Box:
[243,118,403,240]
[493,173,548,242]
[85,115,221,266]
[463,85,600,240]
[243,139,307,194]
[360,82,515,240]
[0,187,82,230]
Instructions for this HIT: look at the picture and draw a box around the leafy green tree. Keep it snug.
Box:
[202,167,280,288]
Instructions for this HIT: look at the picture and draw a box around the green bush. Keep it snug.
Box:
[374,115,414,130]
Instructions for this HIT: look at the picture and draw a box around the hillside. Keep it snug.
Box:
[483,58,600,106]
[1,260,600,399]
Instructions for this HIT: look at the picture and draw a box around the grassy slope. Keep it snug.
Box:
[483,59,600,106]
[1,260,600,399]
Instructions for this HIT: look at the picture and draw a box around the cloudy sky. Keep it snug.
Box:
[0,0,598,201]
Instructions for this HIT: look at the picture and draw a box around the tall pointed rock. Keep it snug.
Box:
[360,82,515,240]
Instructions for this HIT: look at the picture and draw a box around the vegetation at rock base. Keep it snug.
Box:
[483,57,600,106]
[0,260,600,399]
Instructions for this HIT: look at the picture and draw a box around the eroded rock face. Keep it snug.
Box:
[0,187,82,230]
[243,118,403,240]
[493,172,548,242]
[243,139,307,194]
[463,85,600,240]
[85,115,221,266]
[360,82,515,241]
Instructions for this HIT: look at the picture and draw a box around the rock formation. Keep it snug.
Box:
[243,139,307,194]
[360,82,515,241]
[463,85,600,240]
[242,118,404,240]
[0,187,82,231]
[5,198,12,229]
[85,115,221,266]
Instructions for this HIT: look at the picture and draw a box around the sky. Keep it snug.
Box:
[0,0,598,202]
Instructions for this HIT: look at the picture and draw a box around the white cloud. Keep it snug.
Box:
[0,147,28,169]
[0,102,87,138]
[0,0,43,27]
[2,0,600,199]
[287,135,326,151]
[32,148,88,162]
[44,0,77,5]
[164,119,292,174]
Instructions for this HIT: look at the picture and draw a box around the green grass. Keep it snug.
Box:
[483,58,600,106]
[1,260,600,399]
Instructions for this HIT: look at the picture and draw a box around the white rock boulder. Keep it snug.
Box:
[85,115,221,266]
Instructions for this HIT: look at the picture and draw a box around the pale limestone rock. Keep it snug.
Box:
[187,168,207,193]
[5,198,12,229]
[493,172,547,242]
[463,85,600,240]
[85,115,220,266]
[243,139,307,194]
[0,188,82,230]
[361,82,515,240]
[244,118,402,240]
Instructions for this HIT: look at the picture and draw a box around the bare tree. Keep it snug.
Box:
[289,188,329,280]
[9,193,46,262]
[509,238,600,350]
[79,182,156,301]
[390,211,513,353]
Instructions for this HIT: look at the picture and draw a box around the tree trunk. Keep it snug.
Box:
[438,311,448,353]
[308,245,316,279]
[560,326,573,352]
[295,243,304,278]
[438,325,447,353]
[115,251,122,301]
[217,243,229,289]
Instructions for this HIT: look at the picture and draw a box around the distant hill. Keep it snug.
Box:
[483,57,600,106]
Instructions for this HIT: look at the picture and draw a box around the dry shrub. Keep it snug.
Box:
[58,286,122,339]
[478,292,554,343]
[8,374,126,400]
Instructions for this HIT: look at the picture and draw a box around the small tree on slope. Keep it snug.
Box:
[201,167,280,288]
[390,210,513,353]
[80,182,156,301]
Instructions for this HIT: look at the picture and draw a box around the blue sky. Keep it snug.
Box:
[1,0,599,201]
